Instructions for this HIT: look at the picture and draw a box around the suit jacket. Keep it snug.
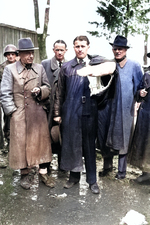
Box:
[41,56,67,131]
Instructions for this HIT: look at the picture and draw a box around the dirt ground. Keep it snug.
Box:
[1,148,150,225]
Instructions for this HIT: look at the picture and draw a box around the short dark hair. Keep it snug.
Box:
[73,36,90,45]
[53,40,67,48]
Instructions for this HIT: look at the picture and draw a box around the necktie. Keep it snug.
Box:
[79,59,86,66]
[59,61,62,68]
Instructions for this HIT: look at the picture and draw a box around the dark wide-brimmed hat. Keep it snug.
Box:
[147,52,150,58]
[18,37,39,51]
[109,35,130,49]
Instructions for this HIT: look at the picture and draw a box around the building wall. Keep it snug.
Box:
[0,23,40,64]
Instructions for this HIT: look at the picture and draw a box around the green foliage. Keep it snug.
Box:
[88,0,150,39]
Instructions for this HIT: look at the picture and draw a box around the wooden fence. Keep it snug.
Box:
[0,23,40,64]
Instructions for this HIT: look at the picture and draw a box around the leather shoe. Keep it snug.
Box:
[40,173,55,188]
[64,180,79,189]
[136,172,150,183]
[99,167,113,177]
[115,173,125,180]
[20,174,33,190]
[89,182,100,194]
[20,168,37,190]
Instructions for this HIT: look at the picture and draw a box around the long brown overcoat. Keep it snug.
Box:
[0,60,52,169]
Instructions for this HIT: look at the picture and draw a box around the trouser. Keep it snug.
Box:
[69,98,97,185]
[103,154,127,175]
[3,114,10,142]
[118,154,127,175]
[103,156,113,169]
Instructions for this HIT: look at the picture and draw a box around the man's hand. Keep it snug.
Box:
[54,116,62,124]
[140,88,147,98]
[31,87,40,96]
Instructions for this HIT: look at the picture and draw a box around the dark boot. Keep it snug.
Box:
[99,157,113,177]
[136,172,150,183]
[20,174,31,190]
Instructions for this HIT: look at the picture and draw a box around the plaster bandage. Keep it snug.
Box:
[77,62,116,96]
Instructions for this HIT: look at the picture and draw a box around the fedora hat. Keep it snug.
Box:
[18,37,39,51]
[50,125,61,144]
[109,35,130,49]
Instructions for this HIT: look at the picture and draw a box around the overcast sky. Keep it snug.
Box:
[0,0,148,65]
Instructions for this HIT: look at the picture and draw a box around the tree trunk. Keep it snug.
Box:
[33,0,40,29]
[143,34,148,65]
[33,0,50,61]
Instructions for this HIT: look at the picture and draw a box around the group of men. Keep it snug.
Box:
[0,34,144,194]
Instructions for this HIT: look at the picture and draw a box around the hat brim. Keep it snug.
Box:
[147,53,150,58]
[109,43,130,49]
[4,51,18,57]
[18,47,39,51]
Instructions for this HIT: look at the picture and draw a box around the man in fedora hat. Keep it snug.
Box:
[0,44,19,152]
[0,37,54,189]
[98,35,143,179]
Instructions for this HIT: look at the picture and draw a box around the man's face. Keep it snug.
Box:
[112,46,127,60]
[53,43,67,61]
[6,53,17,63]
[74,40,89,59]
[19,50,34,65]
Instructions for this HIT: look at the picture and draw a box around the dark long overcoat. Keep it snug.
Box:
[128,71,150,172]
[0,60,52,169]
[54,55,107,171]
[97,70,117,157]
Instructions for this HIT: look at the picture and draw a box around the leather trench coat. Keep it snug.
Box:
[0,60,52,169]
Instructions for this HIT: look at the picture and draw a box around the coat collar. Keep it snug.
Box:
[71,57,79,67]
[16,60,38,74]
[71,54,93,67]
[51,56,59,71]
[117,57,127,68]
[51,56,67,70]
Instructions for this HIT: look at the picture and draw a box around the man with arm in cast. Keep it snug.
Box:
[53,35,115,194]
